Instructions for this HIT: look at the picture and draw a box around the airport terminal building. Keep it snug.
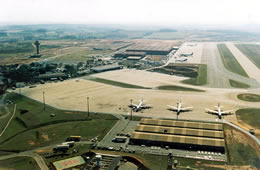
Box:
[130,118,226,153]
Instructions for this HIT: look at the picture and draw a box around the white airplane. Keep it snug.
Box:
[175,57,188,62]
[129,98,152,112]
[167,101,193,116]
[205,103,233,119]
[179,52,193,57]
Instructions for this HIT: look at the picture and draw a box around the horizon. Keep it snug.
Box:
[1,0,260,32]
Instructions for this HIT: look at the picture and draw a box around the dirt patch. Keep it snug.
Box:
[64,112,73,114]
[41,134,49,141]
[28,141,35,145]
[35,148,52,153]
[202,164,257,170]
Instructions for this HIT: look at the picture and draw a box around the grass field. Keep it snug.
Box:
[182,64,207,86]
[0,93,117,151]
[229,79,250,89]
[157,85,204,92]
[88,77,151,89]
[50,48,114,64]
[237,93,260,102]
[217,44,249,77]
[0,156,40,170]
[236,108,260,129]
[235,44,260,69]
[224,125,260,168]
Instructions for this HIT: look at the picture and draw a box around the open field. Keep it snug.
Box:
[224,125,260,168]
[92,69,188,88]
[15,75,260,123]
[217,44,248,78]
[0,93,117,151]
[236,108,260,138]
[157,85,204,92]
[235,44,260,69]
[182,64,207,86]
[87,76,151,89]
[225,43,260,85]
[229,79,250,89]
[0,156,40,170]
[237,93,260,102]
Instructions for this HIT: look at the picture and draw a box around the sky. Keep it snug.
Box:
[1,0,260,27]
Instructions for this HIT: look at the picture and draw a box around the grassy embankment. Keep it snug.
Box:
[0,93,117,151]
[156,85,204,92]
[237,93,260,102]
[235,44,260,69]
[0,156,40,170]
[217,44,248,78]
[229,79,250,89]
[224,125,260,168]
[236,108,260,129]
[88,77,151,89]
[182,64,207,86]
[89,77,204,92]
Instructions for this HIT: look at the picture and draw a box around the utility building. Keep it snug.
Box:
[130,118,226,153]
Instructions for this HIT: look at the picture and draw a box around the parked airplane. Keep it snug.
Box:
[180,52,193,57]
[129,98,152,112]
[205,103,233,119]
[175,57,188,62]
[167,101,193,117]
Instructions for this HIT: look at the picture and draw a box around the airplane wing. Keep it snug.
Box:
[129,103,138,108]
[167,105,178,111]
[141,104,152,109]
[180,107,193,111]
[205,108,219,115]
[221,110,233,115]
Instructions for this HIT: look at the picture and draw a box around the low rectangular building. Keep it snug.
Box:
[130,118,226,153]
[140,118,223,131]
[91,65,123,73]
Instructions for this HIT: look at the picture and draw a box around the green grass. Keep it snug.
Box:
[0,120,116,151]
[0,156,40,170]
[229,79,250,88]
[235,44,260,69]
[0,93,117,151]
[217,44,249,77]
[237,93,260,102]
[224,125,260,168]
[182,64,207,85]
[156,85,204,92]
[88,77,151,89]
[236,108,260,128]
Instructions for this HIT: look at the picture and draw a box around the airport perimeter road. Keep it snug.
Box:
[0,152,49,170]
[222,120,260,146]
[201,43,259,88]
[226,43,260,85]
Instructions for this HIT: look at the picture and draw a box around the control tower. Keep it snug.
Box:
[34,40,40,54]
[29,40,41,58]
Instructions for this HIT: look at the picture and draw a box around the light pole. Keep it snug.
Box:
[87,97,90,117]
[43,91,46,110]
[130,99,133,120]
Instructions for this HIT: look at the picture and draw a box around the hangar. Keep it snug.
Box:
[130,118,225,153]
[113,51,146,58]
[126,45,173,55]
[91,65,123,73]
